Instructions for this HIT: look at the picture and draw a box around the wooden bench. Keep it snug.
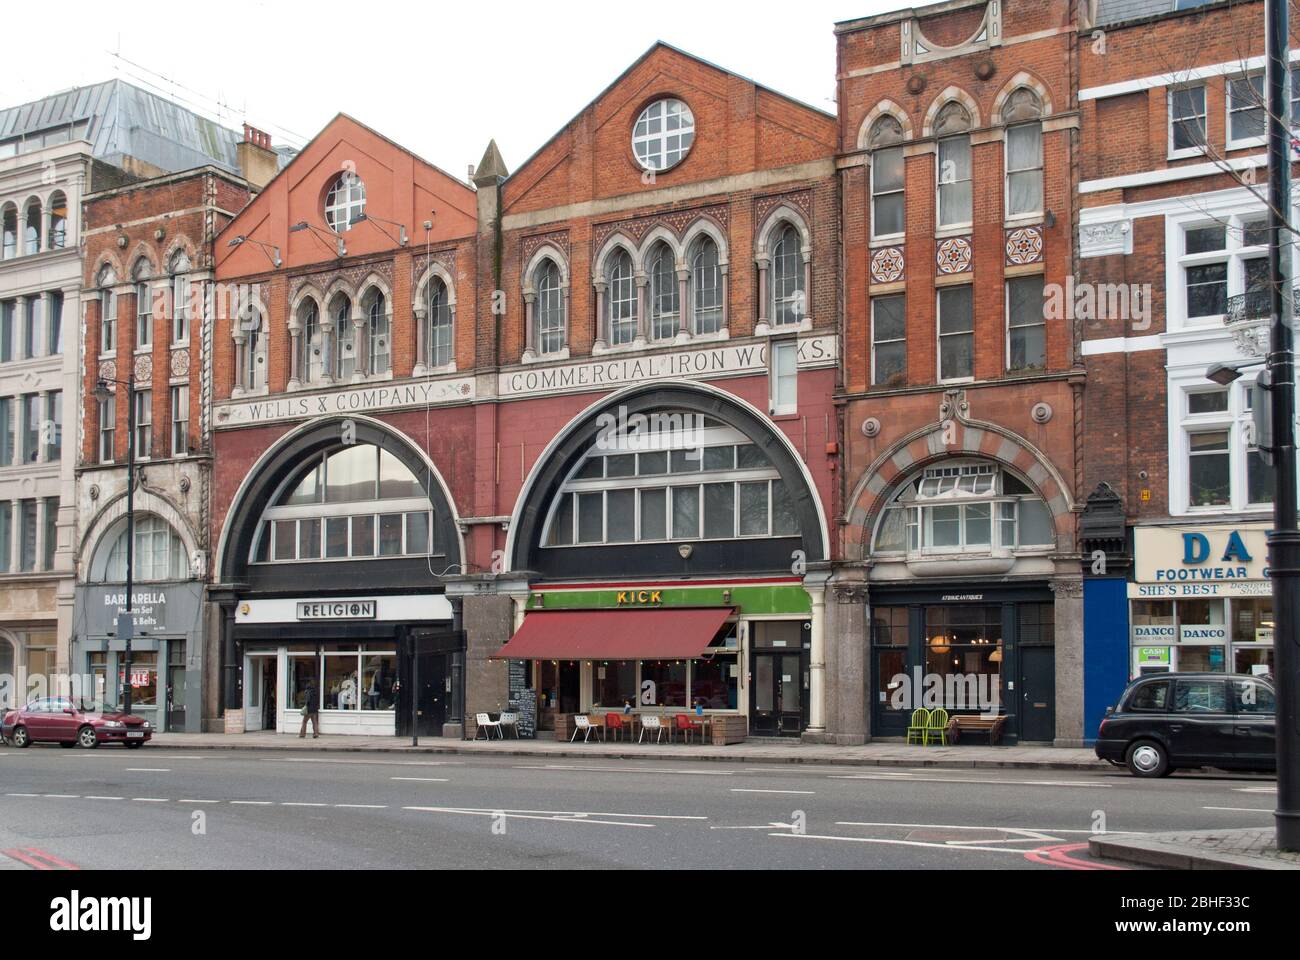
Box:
[945,714,1007,745]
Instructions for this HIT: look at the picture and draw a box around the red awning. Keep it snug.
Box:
[491,608,733,661]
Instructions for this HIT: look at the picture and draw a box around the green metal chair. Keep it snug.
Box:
[906,708,930,746]
[925,708,951,746]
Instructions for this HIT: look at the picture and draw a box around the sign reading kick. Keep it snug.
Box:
[297,600,377,622]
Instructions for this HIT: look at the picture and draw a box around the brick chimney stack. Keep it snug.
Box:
[237,124,277,190]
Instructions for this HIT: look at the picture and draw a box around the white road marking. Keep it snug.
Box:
[829,774,1108,788]
[407,804,703,821]
[126,768,171,773]
[730,788,816,796]
[1235,786,1277,794]
[835,821,1129,836]
[83,796,124,801]
[269,758,463,767]
[390,777,450,783]
[773,833,1027,854]
[43,794,79,799]
[512,763,733,777]
[132,798,169,803]
[1204,806,1274,813]
[178,799,221,804]
[230,801,273,806]
[403,806,656,828]
[5,793,40,798]
[334,804,388,810]
[281,802,327,808]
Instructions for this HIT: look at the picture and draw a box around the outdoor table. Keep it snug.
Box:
[588,713,640,741]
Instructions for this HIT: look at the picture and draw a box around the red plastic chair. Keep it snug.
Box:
[604,713,625,742]
[674,714,695,744]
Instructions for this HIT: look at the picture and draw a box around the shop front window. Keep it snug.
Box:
[120,653,158,706]
[923,607,1003,711]
[641,661,687,708]
[591,662,637,709]
[691,652,739,709]
[289,656,318,710]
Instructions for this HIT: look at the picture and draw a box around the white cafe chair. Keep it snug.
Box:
[498,712,521,739]
[571,715,602,743]
[475,712,503,740]
[638,714,666,744]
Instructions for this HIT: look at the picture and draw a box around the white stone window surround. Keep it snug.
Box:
[1167,370,1284,518]
[1163,196,1296,336]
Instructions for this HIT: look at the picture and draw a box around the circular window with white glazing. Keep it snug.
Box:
[632,99,695,172]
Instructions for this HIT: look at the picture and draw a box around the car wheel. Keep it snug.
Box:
[77,726,99,750]
[10,725,31,748]
[1126,739,1169,778]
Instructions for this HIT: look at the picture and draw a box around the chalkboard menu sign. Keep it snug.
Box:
[508,660,527,700]
[513,689,538,740]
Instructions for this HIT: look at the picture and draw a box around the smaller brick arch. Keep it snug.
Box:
[522,243,569,295]
[992,72,1054,123]
[858,99,914,150]
[681,215,729,267]
[755,203,812,261]
[592,232,641,279]
[922,87,981,139]
[844,418,1075,561]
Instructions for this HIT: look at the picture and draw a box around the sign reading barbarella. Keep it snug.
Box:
[212,335,838,427]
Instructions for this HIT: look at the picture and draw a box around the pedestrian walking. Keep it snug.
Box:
[299,681,320,739]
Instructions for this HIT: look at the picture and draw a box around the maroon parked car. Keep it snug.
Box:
[2,697,152,749]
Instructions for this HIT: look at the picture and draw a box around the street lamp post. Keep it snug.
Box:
[95,373,136,715]
[1265,0,1300,852]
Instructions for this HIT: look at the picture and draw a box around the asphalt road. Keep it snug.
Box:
[0,745,1279,870]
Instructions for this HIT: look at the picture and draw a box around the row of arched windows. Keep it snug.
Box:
[95,249,194,355]
[1,192,68,260]
[522,214,807,361]
[863,81,1049,238]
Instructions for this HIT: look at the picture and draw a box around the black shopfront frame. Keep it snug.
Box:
[868,582,1057,744]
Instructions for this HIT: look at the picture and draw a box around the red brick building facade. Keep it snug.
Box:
[836,1,1085,744]
[78,162,255,731]
[206,45,848,741]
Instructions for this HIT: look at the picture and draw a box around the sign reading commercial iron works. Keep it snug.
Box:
[498,335,838,399]
[1130,524,1272,598]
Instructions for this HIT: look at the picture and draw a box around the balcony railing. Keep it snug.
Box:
[1225,287,1300,325]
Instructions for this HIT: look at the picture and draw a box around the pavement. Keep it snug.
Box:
[146,731,1110,770]
[1090,827,1300,870]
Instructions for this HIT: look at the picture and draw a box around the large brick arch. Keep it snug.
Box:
[844,411,1075,562]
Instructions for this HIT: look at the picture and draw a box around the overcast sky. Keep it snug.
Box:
[6,0,901,179]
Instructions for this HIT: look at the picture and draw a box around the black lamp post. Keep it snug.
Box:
[94,373,136,715]
[1264,0,1298,852]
